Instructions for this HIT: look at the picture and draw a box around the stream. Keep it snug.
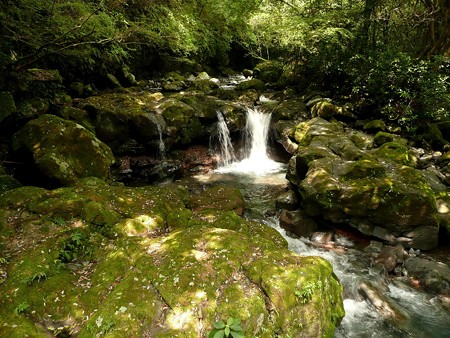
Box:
[177,108,450,337]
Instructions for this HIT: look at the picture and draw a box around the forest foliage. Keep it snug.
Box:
[1,0,449,129]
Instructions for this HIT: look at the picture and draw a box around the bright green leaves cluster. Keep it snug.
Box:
[248,0,359,59]
[208,317,245,338]
[347,50,450,131]
[0,0,263,76]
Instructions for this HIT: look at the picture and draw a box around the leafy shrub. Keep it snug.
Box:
[347,51,450,132]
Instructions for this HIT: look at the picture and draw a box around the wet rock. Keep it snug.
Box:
[146,160,183,183]
[404,257,450,294]
[373,245,405,273]
[310,231,334,245]
[279,209,318,237]
[275,190,298,211]
[358,280,410,324]
[12,114,115,185]
[176,145,218,174]
[364,240,384,254]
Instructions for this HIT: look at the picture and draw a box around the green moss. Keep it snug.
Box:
[340,159,386,181]
[0,178,344,337]
[373,142,417,166]
[0,175,22,194]
[12,114,115,184]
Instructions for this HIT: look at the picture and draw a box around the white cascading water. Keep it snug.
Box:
[157,123,166,160]
[216,107,282,175]
[216,111,236,166]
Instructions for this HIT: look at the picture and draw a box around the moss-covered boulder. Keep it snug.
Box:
[77,91,165,150]
[0,178,344,337]
[253,61,283,84]
[310,100,355,121]
[287,117,439,250]
[272,99,308,122]
[12,114,115,185]
[235,79,266,91]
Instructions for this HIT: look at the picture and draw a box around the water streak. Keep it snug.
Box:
[157,123,166,160]
[216,111,236,166]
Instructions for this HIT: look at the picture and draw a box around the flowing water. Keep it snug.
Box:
[157,123,166,160]
[183,106,450,337]
[215,108,283,175]
[215,111,236,166]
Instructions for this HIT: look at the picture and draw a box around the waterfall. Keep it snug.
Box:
[157,123,166,160]
[216,107,282,175]
[216,111,236,166]
[244,107,272,163]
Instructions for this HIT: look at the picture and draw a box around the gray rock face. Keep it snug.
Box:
[404,257,450,294]
[287,117,440,250]
[279,209,318,237]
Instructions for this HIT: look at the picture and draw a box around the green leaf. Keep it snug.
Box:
[227,318,234,326]
[230,323,242,331]
[230,331,245,338]
[208,329,223,338]
[213,321,226,329]
[225,326,230,336]
[232,318,241,326]
[213,330,225,338]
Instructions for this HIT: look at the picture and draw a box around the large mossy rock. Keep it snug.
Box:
[77,90,217,151]
[287,117,439,250]
[12,114,115,185]
[77,91,166,150]
[0,178,344,337]
[253,61,284,84]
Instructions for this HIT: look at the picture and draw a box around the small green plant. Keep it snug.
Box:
[208,317,244,338]
[14,302,30,315]
[52,217,67,227]
[24,271,47,285]
[294,281,323,304]
[56,231,93,264]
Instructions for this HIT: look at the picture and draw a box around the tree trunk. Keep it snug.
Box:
[419,0,450,59]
